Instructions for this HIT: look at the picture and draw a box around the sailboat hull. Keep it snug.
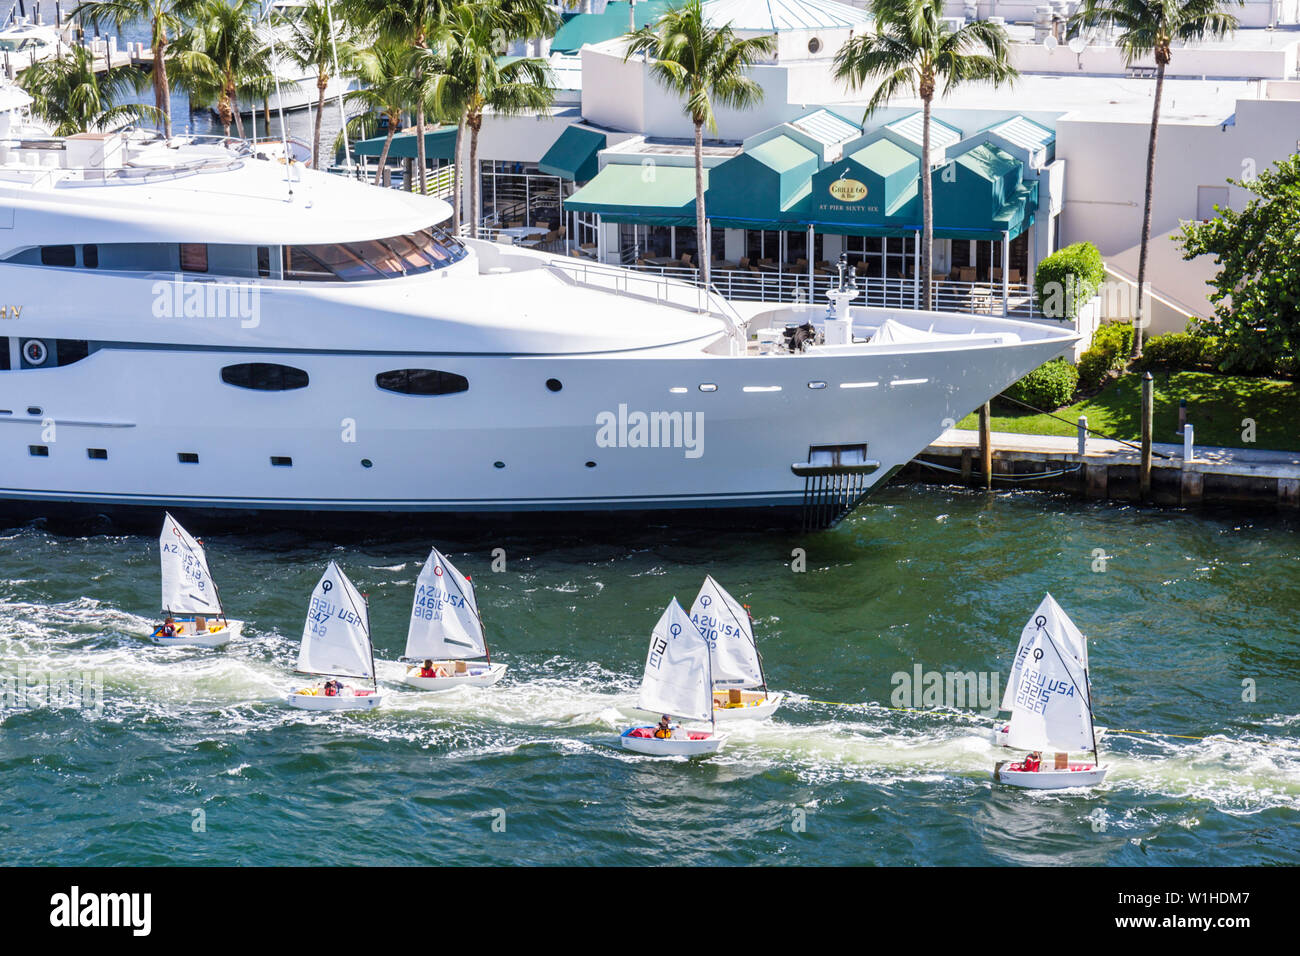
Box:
[713,690,783,721]
[287,686,383,710]
[994,762,1108,789]
[401,662,507,691]
[149,620,242,648]
[619,726,727,756]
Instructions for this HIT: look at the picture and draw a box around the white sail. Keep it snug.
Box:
[404,548,486,660]
[1004,611,1095,754]
[689,576,763,688]
[637,599,712,723]
[1000,593,1089,711]
[297,562,374,681]
[159,513,222,615]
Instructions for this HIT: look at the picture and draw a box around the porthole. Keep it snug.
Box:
[270,456,293,467]
[808,381,827,389]
[546,378,563,392]
[493,461,505,469]
[361,459,373,468]
[28,444,48,456]
[375,369,469,395]
[26,406,41,416]
[585,460,596,468]
[178,452,199,464]
[221,363,309,391]
[699,383,718,392]
[22,340,47,366]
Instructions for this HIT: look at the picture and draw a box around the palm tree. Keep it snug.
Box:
[342,0,451,196]
[625,0,774,287]
[280,0,357,168]
[1075,0,1241,359]
[20,45,157,136]
[420,0,557,237]
[72,0,201,138]
[170,0,270,138]
[835,0,1016,311]
[346,41,415,184]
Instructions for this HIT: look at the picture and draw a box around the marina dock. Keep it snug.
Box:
[903,428,1300,508]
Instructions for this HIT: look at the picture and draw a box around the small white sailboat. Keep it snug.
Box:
[690,575,783,721]
[399,548,506,691]
[150,513,241,648]
[287,562,383,711]
[993,594,1107,789]
[992,594,1106,747]
[620,599,728,757]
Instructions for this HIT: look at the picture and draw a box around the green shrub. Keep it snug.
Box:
[1136,332,1207,373]
[1077,321,1134,390]
[1034,242,1106,320]
[1005,357,1080,410]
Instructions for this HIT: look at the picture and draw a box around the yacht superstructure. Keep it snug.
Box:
[0,105,1076,527]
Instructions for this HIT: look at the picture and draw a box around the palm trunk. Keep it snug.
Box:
[1133,60,1165,360]
[153,21,171,138]
[469,116,481,239]
[453,112,467,232]
[695,118,708,287]
[231,86,245,139]
[264,97,271,139]
[313,75,326,168]
[374,118,395,186]
[921,94,934,311]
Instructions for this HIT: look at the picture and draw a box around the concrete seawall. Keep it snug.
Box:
[902,429,1300,508]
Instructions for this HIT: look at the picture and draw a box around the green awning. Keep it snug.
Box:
[538,125,606,182]
[705,134,819,231]
[352,125,458,161]
[564,163,702,226]
[929,142,1038,241]
[550,1,672,55]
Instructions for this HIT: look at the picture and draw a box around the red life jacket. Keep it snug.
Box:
[161,624,175,637]
[324,683,338,697]
[1024,755,1041,772]
[420,667,436,678]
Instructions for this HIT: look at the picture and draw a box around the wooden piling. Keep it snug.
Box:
[1140,371,1153,500]
[978,402,992,491]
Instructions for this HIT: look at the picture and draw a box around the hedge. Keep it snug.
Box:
[1035,242,1106,321]
[1077,321,1134,390]
[1004,357,1080,411]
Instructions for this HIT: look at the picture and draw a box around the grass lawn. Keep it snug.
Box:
[956,371,1300,452]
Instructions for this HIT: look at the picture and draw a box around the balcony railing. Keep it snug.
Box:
[619,262,1041,318]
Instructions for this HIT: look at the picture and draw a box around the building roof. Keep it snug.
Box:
[788,108,860,147]
[748,134,818,174]
[702,0,872,31]
[983,114,1056,151]
[884,111,963,151]
[550,1,672,55]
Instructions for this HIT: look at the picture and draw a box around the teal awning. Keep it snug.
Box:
[538,125,606,182]
[565,163,701,226]
[352,125,458,161]
[705,134,819,231]
[550,1,672,54]
[929,142,1038,241]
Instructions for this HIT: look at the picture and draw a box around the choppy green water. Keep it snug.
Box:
[2,489,1298,866]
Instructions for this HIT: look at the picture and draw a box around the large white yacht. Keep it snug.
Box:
[0,93,1075,528]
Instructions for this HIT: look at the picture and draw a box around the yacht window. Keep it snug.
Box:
[375,369,469,396]
[282,226,466,281]
[83,244,99,269]
[87,448,107,460]
[256,246,271,278]
[221,363,309,391]
[29,445,48,456]
[40,245,75,267]
[0,338,8,371]
[180,244,209,273]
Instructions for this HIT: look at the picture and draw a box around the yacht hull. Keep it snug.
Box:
[0,330,1069,525]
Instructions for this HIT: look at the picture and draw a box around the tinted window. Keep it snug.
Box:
[180,243,208,273]
[83,244,99,268]
[40,245,75,267]
[375,369,469,396]
[221,363,309,391]
[283,226,467,281]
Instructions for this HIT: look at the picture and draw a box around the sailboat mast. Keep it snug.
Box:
[744,602,769,700]
[362,590,376,692]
